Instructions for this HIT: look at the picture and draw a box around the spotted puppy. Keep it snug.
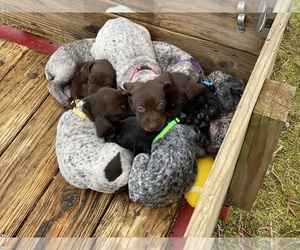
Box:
[152,41,204,82]
[90,17,170,132]
[56,100,133,193]
[128,122,206,207]
[45,38,95,108]
[90,17,161,86]
[204,70,244,157]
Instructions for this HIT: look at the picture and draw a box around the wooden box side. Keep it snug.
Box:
[0,12,263,82]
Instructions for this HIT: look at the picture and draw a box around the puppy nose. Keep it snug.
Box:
[146,120,164,132]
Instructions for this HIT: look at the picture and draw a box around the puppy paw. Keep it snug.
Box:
[132,153,150,169]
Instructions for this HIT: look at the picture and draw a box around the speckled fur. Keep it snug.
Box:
[153,41,204,81]
[90,17,161,88]
[56,101,133,193]
[128,124,206,207]
[206,70,245,157]
[45,38,95,108]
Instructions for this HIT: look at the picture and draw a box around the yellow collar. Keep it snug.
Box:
[71,99,90,121]
[72,107,90,120]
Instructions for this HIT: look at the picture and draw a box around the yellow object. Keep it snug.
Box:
[185,156,214,207]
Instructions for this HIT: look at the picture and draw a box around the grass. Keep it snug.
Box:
[213,13,300,238]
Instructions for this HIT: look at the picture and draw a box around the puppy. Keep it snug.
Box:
[70,59,116,100]
[205,70,245,157]
[128,123,206,207]
[56,101,133,193]
[90,17,161,86]
[90,17,169,132]
[114,116,159,156]
[123,73,171,132]
[81,87,134,141]
[164,72,211,119]
[45,38,95,108]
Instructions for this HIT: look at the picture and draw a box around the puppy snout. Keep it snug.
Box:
[144,118,165,132]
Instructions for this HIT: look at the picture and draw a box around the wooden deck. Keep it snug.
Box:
[0,39,183,238]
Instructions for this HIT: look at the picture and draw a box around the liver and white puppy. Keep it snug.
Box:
[56,101,133,193]
[128,122,206,207]
[81,87,134,141]
[70,59,116,100]
[90,17,169,132]
[45,38,95,108]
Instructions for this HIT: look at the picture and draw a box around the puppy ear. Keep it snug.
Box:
[82,100,95,121]
[160,72,172,89]
[94,116,115,140]
[122,82,134,96]
[81,61,94,81]
[185,82,208,101]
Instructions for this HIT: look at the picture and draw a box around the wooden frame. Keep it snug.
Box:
[0,0,294,238]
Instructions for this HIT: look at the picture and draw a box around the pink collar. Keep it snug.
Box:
[130,65,158,81]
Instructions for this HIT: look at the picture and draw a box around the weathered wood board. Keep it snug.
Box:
[0,12,263,82]
[227,79,296,211]
[0,40,183,237]
[0,1,293,238]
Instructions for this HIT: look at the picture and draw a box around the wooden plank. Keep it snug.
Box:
[0,39,28,81]
[184,12,291,238]
[0,13,259,81]
[0,49,49,155]
[226,79,296,211]
[0,96,63,237]
[93,193,182,237]
[17,174,114,237]
[117,13,265,55]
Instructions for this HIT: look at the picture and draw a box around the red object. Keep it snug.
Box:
[0,24,63,55]
[170,201,232,238]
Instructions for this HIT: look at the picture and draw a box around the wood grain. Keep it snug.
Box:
[0,40,27,81]
[0,13,260,82]
[0,49,49,155]
[184,12,291,238]
[117,12,264,54]
[17,174,115,237]
[0,96,63,237]
[227,79,296,211]
[93,193,182,237]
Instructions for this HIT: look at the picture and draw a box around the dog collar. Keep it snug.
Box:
[178,58,202,75]
[198,79,216,94]
[71,100,90,121]
[130,65,158,81]
[152,118,180,144]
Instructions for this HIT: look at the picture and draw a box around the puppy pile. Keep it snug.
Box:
[47,17,244,207]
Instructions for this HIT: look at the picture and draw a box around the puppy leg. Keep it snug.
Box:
[47,80,72,109]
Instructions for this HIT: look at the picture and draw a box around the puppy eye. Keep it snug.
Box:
[157,102,165,110]
[137,105,145,113]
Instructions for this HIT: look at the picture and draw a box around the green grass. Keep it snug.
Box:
[213,13,300,238]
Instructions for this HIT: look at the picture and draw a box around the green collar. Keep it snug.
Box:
[152,118,180,144]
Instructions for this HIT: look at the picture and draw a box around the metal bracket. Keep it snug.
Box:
[237,1,246,32]
[256,0,277,38]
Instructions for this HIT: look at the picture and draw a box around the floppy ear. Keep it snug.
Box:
[82,100,95,121]
[94,116,115,140]
[185,82,208,101]
[160,72,172,90]
[122,82,135,97]
[81,61,94,81]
